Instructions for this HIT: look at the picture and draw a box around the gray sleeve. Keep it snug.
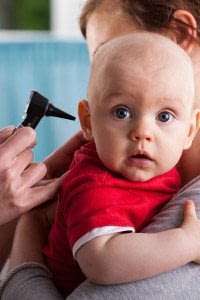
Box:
[67,175,200,300]
[0,262,64,300]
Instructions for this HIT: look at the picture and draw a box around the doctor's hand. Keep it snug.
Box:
[0,126,60,225]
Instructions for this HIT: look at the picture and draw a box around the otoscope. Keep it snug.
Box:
[17,90,76,129]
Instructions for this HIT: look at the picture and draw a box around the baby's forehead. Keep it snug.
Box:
[89,32,194,97]
[94,32,192,71]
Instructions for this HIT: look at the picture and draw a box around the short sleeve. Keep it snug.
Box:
[63,179,136,254]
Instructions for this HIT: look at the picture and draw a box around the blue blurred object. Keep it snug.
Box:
[0,38,90,161]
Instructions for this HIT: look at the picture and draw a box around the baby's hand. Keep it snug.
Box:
[180,200,200,263]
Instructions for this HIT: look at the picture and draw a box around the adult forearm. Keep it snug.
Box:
[0,219,18,270]
[8,212,48,272]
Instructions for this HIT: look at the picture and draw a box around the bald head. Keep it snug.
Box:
[88,32,194,105]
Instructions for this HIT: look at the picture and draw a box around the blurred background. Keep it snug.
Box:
[0,0,90,161]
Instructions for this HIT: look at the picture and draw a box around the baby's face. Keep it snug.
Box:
[86,46,197,182]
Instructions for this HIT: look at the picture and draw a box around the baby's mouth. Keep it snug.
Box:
[127,152,153,167]
[130,153,152,161]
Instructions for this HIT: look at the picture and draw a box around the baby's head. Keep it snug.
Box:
[79,32,200,181]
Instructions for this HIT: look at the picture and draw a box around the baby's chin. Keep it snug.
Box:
[108,163,160,182]
[121,170,156,182]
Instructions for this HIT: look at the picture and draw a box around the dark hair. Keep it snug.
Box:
[79,0,200,41]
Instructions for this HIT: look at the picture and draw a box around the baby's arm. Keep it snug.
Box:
[76,200,200,285]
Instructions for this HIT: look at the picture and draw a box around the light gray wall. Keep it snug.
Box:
[50,0,86,40]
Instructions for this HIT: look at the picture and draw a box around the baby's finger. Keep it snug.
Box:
[183,200,198,221]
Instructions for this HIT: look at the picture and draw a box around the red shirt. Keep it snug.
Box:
[44,141,181,296]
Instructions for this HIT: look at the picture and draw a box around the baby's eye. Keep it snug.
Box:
[112,106,132,119]
[157,111,173,123]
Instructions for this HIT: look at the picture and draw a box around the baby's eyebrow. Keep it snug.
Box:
[93,41,107,57]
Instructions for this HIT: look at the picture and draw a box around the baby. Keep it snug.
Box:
[44,32,200,296]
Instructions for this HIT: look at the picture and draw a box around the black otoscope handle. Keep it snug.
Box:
[17,90,76,129]
[17,115,42,129]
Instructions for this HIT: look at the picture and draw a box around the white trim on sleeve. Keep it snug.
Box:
[73,225,135,258]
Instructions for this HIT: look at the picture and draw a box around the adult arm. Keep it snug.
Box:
[0,200,64,300]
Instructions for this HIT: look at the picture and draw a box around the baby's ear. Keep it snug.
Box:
[184,109,200,150]
[78,100,93,141]
[170,9,197,54]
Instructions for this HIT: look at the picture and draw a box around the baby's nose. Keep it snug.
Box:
[130,121,153,142]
